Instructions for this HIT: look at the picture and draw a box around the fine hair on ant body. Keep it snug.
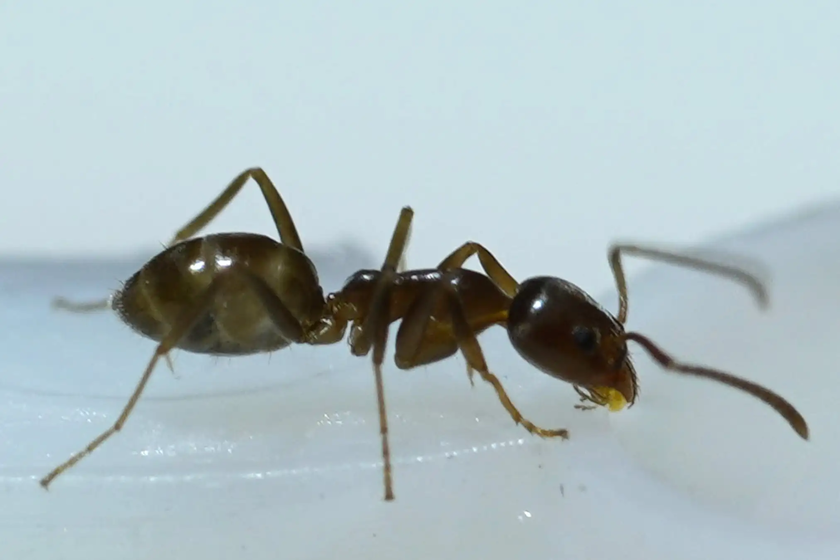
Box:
[41,167,809,503]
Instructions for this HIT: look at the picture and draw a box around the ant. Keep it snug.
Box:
[40,168,809,504]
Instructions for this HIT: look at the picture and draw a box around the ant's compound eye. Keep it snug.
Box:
[571,326,600,354]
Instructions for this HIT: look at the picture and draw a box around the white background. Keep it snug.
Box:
[2,1,839,296]
[3,4,840,559]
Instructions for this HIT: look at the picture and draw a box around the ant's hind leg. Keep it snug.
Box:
[233,270,309,343]
[52,296,111,313]
[350,206,414,502]
[167,167,304,251]
[39,274,228,490]
[52,292,178,374]
[442,284,568,439]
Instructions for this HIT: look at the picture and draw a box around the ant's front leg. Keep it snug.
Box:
[394,277,568,439]
[443,284,569,439]
[572,386,603,411]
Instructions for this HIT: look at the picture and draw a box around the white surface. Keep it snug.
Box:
[609,200,840,539]
[3,5,840,555]
[2,2,840,295]
[1,200,838,559]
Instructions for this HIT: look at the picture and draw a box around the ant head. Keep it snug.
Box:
[506,276,638,407]
[504,275,808,440]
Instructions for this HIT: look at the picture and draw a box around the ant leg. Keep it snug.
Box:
[52,293,177,373]
[397,218,411,273]
[167,167,304,251]
[393,281,460,372]
[440,282,568,439]
[51,295,178,374]
[39,274,228,489]
[52,168,302,313]
[572,387,602,411]
[53,167,305,328]
[233,272,307,342]
[608,243,769,324]
[574,404,599,411]
[52,297,111,313]
[305,316,349,346]
[437,242,519,297]
[350,206,414,502]
[40,267,315,490]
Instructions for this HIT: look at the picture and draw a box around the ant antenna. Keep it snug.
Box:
[622,331,809,440]
[609,244,770,324]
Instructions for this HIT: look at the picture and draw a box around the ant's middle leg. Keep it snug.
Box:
[348,206,414,502]
[168,167,304,251]
[444,283,568,438]
[395,278,568,438]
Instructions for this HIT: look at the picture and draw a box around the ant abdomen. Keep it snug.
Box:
[114,232,327,356]
[507,276,636,403]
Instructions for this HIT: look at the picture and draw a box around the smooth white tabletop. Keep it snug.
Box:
[1,200,838,560]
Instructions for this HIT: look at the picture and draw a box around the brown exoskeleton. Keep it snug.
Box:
[41,167,413,501]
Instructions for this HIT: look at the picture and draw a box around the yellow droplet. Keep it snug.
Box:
[605,388,627,411]
[590,386,627,412]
